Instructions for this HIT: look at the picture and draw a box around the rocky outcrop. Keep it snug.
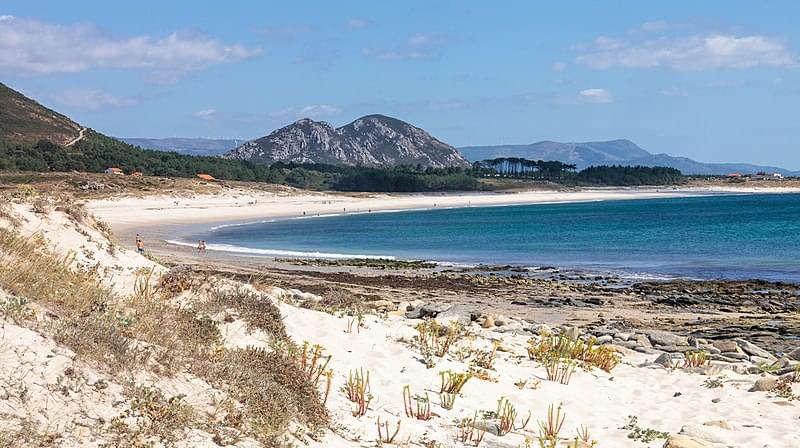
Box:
[225,114,470,168]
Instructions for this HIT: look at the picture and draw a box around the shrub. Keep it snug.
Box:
[622,415,669,443]
[377,416,401,446]
[344,368,372,417]
[537,404,566,448]
[208,287,287,340]
[683,351,709,369]
[456,412,486,446]
[403,386,431,420]
[439,370,472,394]
[415,320,464,359]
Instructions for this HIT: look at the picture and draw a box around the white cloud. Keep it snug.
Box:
[0,15,14,21]
[578,88,613,103]
[297,104,339,117]
[551,61,567,71]
[50,88,138,111]
[0,16,262,79]
[193,109,217,120]
[576,33,797,70]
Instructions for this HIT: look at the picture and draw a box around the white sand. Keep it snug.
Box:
[86,185,799,231]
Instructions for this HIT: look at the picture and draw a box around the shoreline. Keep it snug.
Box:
[87,184,796,234]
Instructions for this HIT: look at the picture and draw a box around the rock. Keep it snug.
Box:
[493,321,524,333]
[749,355,772,365]
[787,347,800,361]
[474,420,501,436]
[420,303,451,315]
[529,323,552,335]
[662,434,714,448]
[656,345,695,353]
[396,301,413,312]
[405,308,425,319]
[711,340,739,353]
[699,344,721,355]
[647,330,688,347]
[709,354,744,364]
[595,335,613,344]
[290,289,321,303]
[780,371,799,383]
[614,332,632,342]
[711,398,721,403]
[481,315,495,328]
[635,333,653,349]
[493,316,508,327]
[749,376,779,392]
[719,351,749,361]
[434,305,471,326]
[563,326,580,342]
[734,339,775,361]
[367,299,394,310]
[654,352,684,368]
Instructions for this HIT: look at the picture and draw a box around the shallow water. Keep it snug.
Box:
[177,193,800,282]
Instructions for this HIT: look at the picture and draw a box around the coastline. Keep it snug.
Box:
[86,184,797,234]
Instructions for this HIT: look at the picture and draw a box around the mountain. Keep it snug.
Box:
[119,137,243,156]
[460,140,799,176]
[225,114,470,168]
[1,82,83,146]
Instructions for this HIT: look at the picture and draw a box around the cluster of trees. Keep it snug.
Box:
[574,165,685,186]
[471,157,685,186]
[0,135,685,190]
[473,158,577,180]
[0,134,482,192]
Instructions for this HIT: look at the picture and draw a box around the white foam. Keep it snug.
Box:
[165,240,395,260]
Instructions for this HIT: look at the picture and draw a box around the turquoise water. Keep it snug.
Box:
[179,193,800,282]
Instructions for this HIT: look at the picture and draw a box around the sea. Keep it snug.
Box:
[171,193,800,282]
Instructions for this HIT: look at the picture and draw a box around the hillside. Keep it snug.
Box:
[225,115,470,168]
[0,82,83,146]
[119,137,242,156]
[460,139,799,176]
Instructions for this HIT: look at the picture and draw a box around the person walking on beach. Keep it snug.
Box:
[197,240,203,252]
[136,237,145,254]
[200,240,207,253]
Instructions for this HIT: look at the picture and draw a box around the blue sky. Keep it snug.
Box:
[1,1,799,169]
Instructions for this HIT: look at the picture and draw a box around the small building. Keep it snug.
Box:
[104,167,124,175]
[196,173,216,182]
[131,171,143,177]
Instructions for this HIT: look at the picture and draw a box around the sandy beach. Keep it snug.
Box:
[86,184,800,233]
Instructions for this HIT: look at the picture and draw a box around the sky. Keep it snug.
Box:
[1,1,799,169]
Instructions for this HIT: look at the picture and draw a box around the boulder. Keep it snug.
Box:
[434,305,471,326]
[749,376,779,392]
[595,335,613,344]
[647,330,689,347]
[734,339,775,361]
[493,320,524,333]
[719,351,749,361]
[711,340,739,353]
[787,347,800,361]
[366,299,394,311]
[635,333,653,349]
[614,332,632,342]
[481,315,496,328]
[662,434,714,448]
[654,352,684,368]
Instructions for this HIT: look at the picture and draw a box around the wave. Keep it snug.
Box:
[165,239,396,260]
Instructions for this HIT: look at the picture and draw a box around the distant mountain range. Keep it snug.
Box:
[224,115,470,168]
[119,137,242,156]
[459,140,800,176]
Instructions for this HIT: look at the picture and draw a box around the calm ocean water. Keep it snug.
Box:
[177,193,800,282]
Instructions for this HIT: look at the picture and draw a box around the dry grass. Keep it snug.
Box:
[207,286,287,341]
[194,347,328,443]
[109,384,195,447]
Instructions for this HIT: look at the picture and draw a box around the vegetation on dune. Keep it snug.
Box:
[0,216,329,444]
